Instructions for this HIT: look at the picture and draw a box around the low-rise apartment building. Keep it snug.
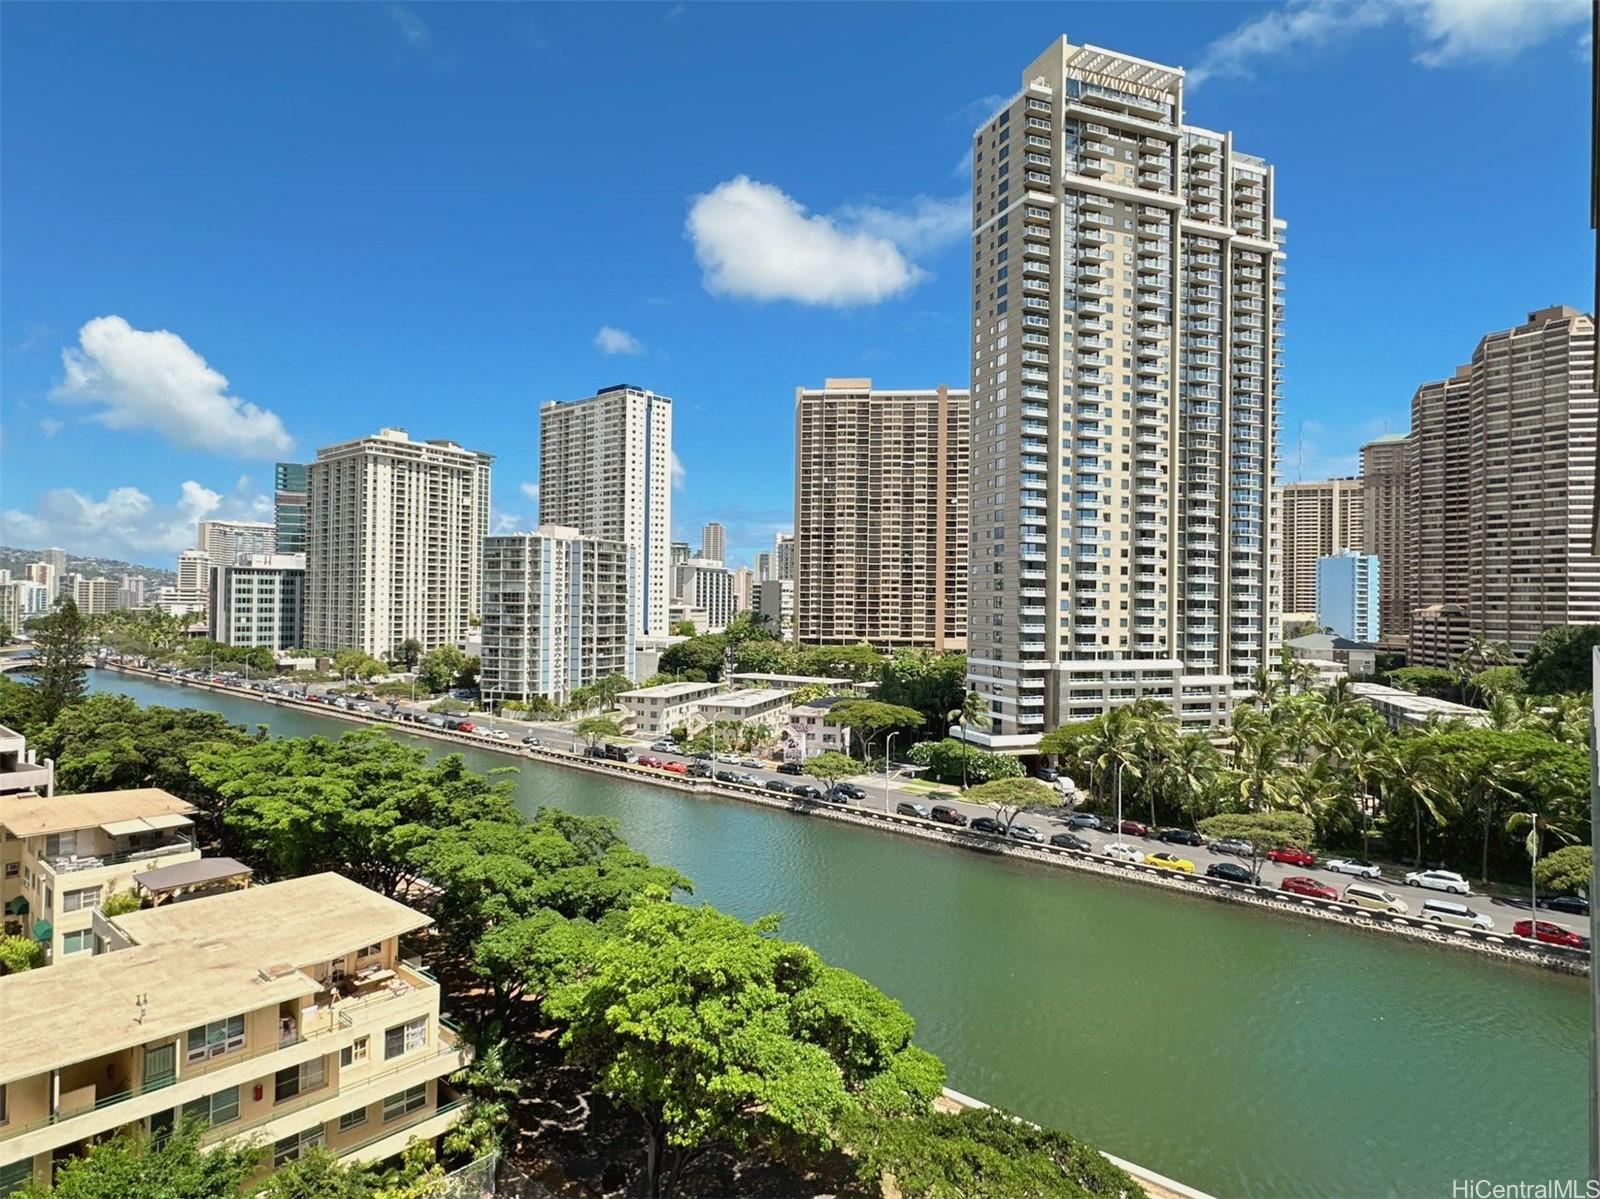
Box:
[0,727,52,798]
[726,672,851,694]
[0,789,199,962]
[784,697,855,758]
[0,873,468,1193]
[618,680,725,737]
[694,689,794,730]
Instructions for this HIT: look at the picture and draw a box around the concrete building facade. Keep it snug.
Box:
[698,522,726,564]
[757,579,793,635]
[794,379,970,650]
[306,428,492,658]
[538,385,672,641]
[968,38,1283,746]
[1359,433,1411,642]
[207,554,308,651]
[479,528,635,706]
[198,520,277,568]
[672,559,733,632]
[1280,478,1362,627]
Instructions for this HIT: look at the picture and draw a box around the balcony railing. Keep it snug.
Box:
[43,837,194,876]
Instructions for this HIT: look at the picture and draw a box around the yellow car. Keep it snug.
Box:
[1145,852,1196,873]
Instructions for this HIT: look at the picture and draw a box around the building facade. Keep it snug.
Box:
[1315,550,1379,643]
[773,533,795,581]
[757,579,793,635]
[1359,433,1411,642]
[1280,478,1362,627]
[538,385,672,641]
[479,528,635,706]
[730,566,753,614]
[1404,306,1598,664]
[66,576,121,617]
[672,559,733,632]
[198,520,277,568]
[208,554,308,651]
[794,379,970,650]
[698,522,726,564]
[306,429,492,658]
[968,38,1283,745]
[274,462,310,556]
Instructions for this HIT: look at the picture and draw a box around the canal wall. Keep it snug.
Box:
[102,663,1589,977]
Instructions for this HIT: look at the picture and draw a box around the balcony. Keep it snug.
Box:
[41,836,196,879]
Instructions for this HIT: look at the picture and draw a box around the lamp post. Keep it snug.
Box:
[884,732,899,813]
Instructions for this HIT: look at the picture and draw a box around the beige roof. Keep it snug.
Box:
[0,788,194,838]
[0,873,431,1084]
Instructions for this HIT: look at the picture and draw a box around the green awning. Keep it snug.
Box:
[31,919,52,942]
[4,895,28,916]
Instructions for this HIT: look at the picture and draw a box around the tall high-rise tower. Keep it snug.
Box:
[1359,433,1411,642]
[1279,478,1362,626]
[969,38,1283,743]
[538,385,673,640]
[274,462,309,555]
[699,522,727,564]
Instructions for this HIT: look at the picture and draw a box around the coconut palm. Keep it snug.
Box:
[947,689,989,789]
[1376,739,1449,868]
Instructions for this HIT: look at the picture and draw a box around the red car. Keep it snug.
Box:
[1267,846,1316,868]
[1514,919,1591,949]
[636,755,661,768]
[1280,876,1337,900]
[660,761,688,775]
[1117,820,1148,837]
[457,721,476,734]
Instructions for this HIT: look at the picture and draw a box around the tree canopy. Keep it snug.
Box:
[804,751,859,790]
[966,777,1060,831]
[1534,844,1593,895]
[1521,624,1600,695]
[29,597,91,723]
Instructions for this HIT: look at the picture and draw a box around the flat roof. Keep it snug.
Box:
[727,672,849,686]
[0,874,431,1084]
[0,789,194,839]
[132,856,253,892]
[619,681,724,699]
[699,688,793,711]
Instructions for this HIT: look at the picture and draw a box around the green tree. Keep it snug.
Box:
[966,777,1060,832]
[658,634,730,681]
[30,597,91,723]
[1521,624,1600,695]
[1386,666,1459,701]
[0,934,45,974]
[1198,811,1315,878]
[416,644,467,693]
[670,620,697,637]
[826,700,926,759]
[846,1105,1139,1199]
[576,715,623,748]
[876,651,969,738]
[100,889,143,917]
[252,1149,379,1199]
[1474,665,1526,700]
[907,739,1023,787]
[332,648,386,681]
[14,1122,261,1199]
[1534,844,1593,895]
[397,637,425,669]
[798,642,884,682]
[591,672,630,711]
[804,751,859,793]
[545,903,944,1199]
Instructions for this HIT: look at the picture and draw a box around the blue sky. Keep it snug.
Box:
[1,1,1591,570]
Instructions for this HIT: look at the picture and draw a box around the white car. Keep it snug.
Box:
[1101,842,1143,865]
[1404,869,1470,896]
[1326,858,1381,879]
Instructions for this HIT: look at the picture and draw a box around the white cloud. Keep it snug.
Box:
[519,481,540,502]
[38,419,62,438]
[1189,0,1588,87]
[686,176,965,307]
[52,316,292,458]
[387,4,431,48]
[491,513,522,534]
[670,451,686,490]
[594,326,644,355]
[0,478,267,563]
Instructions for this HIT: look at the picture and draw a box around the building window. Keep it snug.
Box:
[0,1160,32,1196]
[357,942,382,959]
[61,930,93,956]
[181,1085,240,1129]
[273,1127,324,1167]
[274,1057,326,1103]
[61,886,101,913]
[3,862,16,879]
[339,1107,368,1133]
[385,1016,427,1060]
[340,1036,369,1068]
[186,1014,245,1062]
[382,1084,427,1122]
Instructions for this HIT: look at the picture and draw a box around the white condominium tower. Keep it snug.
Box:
[699,521,727,564]
[538,385,673,640]
[969,38,1284,744]
[197,518,276,567]
[306,428,492,657]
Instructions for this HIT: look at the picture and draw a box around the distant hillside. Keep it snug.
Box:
[0,545,175,586]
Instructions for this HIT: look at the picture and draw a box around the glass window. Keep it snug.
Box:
[62,887,100,913]
[339,1107,368,1133]
[384,1016,426,1060]
[187,1014,245,1062]
[181,1086,239,1129]
[382,1084,427,1122]
[61,930,93,955]
[273,1128,324,1167]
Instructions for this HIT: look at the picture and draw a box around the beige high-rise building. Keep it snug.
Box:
[968,38,1283,744]
[773,533,795,582]
[306,428,491,657]
[698,522,726,565]
[538,385,673,640]
[1359,433,1411,642]
[197,519,277,567]
[1279,478,1362,627]
[794,378,970,650]
[1405,306,1598,665]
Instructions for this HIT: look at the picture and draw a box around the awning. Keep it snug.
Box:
[99,814,194,837]
[142,813,193,832]
[31,919,51,942]
[4,895,28,916]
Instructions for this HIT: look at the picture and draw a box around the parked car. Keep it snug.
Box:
[1206,862,1259,884]
[832,782,866,800]
[1210,837,1253,859]
[1513,919,1590,949]
[764,780,792,794]
[776,762,804,776]
[687,762,713,778]
[1008,824,1045,844]
[650,741,677,752]
[1144,852,1195,873]
[520,735,542,746]
[489,729,509,740]
[1101,842,1143,865]
[715,753,739,764]
[824,787,854,804]
[1049,832,1092,851]
[1033,766,1059,783]
[739,758,761,769]
[1404,869,1470,896]
[970,816,1004,835]
[895,801,930,819]
[793,785,824,800]
[1326,858,1381,879]
[1267,846,1316,868]
[456,721,477,734]
[715,770,739,783]
[1545,894,1591,916]
[1280,876,1338,900]
[635,755,662,768]
[1420,899,1493,931]
[1341,883,1408,914]
[1156,827,1204,847]
[733,773,760,786]
[661,761,688,775]
[929,805,968,827]
[1117,820,1148,837]
[1066,813,1102,830]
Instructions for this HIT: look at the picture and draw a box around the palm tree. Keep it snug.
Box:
[1155,733,1220,828]
[1125,698,1176,826]
[948,689,989,790]
[1090,706,1143,826]
[1506,809,1575,922]
[1485,691,1529,732]
[1376,739,1448,868]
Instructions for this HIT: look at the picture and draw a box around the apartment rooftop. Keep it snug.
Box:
[697,688,793,714]
[726,672,849,688]
[619,680,724,700]
[0,788,194,838]
[0,874,431,1084]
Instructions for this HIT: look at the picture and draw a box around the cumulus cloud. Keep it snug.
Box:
[685,176,966,307]
[670,451,686,490]
[0,478,270,563]
[594,326,644,355]
[38,419,62,438]
[387,4,431,48]
[519,481,540,502]
[1189,0,1588,87]
[52,316,292,458]
[492,513,523,534]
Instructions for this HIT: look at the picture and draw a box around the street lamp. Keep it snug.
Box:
[884,732,899,812]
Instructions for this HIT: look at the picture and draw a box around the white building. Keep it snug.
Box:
[1316,550,1379,644]
[480,527,635,706]
[773,533,795,581]
[208,554,307,651]
[730,566,753,615]
[967,38,1282,747]
[673,559,732,632]
[695,688,794,730]
[306,428,492,658]
[25,562,59,602]
[538,385,673,640]
[699,522,726,564]
[618,680,725,738]
[197,519,277,567]
[757,579,793,635]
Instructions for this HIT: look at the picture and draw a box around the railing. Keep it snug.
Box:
[44,838,194,875]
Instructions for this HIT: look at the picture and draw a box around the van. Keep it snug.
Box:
[1419,899,1494,931]
[1342,883,1408,915]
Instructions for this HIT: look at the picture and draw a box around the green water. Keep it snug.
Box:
[90,673,1591,1197]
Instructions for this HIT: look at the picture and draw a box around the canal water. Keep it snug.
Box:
[90,673,1590,1197]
